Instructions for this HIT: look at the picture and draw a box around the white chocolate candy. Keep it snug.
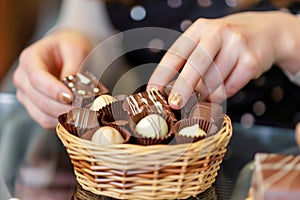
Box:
[178,124,206,137]
[135,114,168,139]
[91,126,124,145]
[90,94,117,111]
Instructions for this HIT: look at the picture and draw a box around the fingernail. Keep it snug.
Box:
[170,92,182,108]
[58,92,72,104]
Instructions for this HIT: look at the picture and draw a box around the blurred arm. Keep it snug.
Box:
[49,0,116,44]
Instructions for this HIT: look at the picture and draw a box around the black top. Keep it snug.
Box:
[103,0,300,128]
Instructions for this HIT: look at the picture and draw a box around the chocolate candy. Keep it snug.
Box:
[178,124,206,138]
[252,153,300,200]
[91,126,124,145]
[135,114,168,139]
[90,94,117,111]
[66,108,99,130]
[62,71,108,107]
[125,90,176,120]
[189,102,223,125]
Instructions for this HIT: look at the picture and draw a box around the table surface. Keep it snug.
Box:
[0,93,299,200]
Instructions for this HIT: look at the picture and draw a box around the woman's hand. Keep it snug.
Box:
[13,29,92,129]
[147,11,300,109]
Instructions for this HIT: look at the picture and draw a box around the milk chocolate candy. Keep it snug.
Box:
[124,90,176,121]
[62,71,108,107]
[252,153,300,200]
[189,102,223,126]
[66,108,100,136]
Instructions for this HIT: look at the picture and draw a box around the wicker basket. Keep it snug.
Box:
[56,115,232,200]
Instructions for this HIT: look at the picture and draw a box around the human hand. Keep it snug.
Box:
[147,11,297,109]
[13,29,92,129]
[296,122,300,148]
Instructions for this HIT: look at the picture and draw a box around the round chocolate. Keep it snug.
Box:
[91,126,124,145]
[135,114,168,139]
[178,124,206,137]
[90,94,117,111]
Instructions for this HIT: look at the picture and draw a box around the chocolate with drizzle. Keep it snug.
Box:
[124,90,176,121]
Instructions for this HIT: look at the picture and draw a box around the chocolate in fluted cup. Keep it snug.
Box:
[129,111,174,145]
[99,100,130,127]
[174,118,215,144]
[81,127,99,141]
[58,113,79,136]
[189,102,224,127]
[82,123,131,144]
[109,123,132,144]
[58,108,100,137]
[124,90,176,121]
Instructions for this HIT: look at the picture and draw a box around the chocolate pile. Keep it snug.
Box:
[59,72,224,146]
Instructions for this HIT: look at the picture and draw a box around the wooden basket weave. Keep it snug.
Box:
[56,115,232,200]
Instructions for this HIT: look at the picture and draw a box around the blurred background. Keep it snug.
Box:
[0,0,60,90]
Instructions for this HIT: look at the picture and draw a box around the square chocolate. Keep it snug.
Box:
[252,153,300,200]
[62,71,108,107]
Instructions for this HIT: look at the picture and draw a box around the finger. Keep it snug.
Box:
[210,57,256,102]
[17,70,72,117]
[147,33,198,91]
[16,90,60,129]
[59,42,90,78]
[207,79,228,103]
[169,32,222,109]
[23,52,73,104]
[195,33,241,101]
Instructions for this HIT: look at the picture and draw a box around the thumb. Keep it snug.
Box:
[56,42,90,105]
[59,41,91,78]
